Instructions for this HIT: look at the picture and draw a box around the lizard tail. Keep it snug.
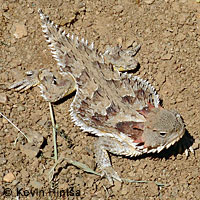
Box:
[38,9,100,76]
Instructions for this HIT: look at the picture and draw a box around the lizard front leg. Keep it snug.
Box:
[9,69,76,102]
[94,136,140,184]
[9,69,43,92]
[103,44,141,72]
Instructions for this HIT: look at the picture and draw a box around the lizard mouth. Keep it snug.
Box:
[155,133,184,153]
[160,124,186,152]
[136,130,185,154]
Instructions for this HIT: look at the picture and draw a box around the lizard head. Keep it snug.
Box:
[140,107,185,152]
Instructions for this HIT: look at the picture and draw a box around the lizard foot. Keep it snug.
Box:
[103,44,141,72]
[101,166,122,185]
[9,69,76,103]
[9,70,41,92]
[184,146,194,157]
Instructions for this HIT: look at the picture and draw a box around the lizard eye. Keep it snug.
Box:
[160,132,167,137]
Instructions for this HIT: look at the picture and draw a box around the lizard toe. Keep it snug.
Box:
[101,166,122,184]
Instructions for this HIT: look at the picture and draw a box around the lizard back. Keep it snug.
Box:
[39,10,160,140]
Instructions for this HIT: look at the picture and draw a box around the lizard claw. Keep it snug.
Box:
[101,166,122,185]
[175,133,195,158]
[123,43,141,57]
[103,45,140,72]
[184,146,195,157]
[9,68,76,103]
[9,70,41,92]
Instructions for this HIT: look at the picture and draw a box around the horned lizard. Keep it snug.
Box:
[10,9,193,183]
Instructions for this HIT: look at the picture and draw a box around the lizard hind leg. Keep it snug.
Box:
[94,136,135,184]
[8,69,43,92]
[38,70,76,102]
[103,44,141,72]
[9,69,76,103]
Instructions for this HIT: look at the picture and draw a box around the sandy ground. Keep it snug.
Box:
[0,0,200,199]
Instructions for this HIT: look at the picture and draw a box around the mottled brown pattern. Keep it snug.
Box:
[137,105,155,118]
[106,102,119,117]
[122,95,136,105]
[116,121,144,141]
[92,88,104,100]
[135,89,145,100]
[78,99,89,115]
[76,69,90,85]
[91,113,108,126]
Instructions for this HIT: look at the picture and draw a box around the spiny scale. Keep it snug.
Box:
[39,9,99,76]
[38,10,159,138]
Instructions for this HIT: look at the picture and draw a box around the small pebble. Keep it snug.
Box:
[161,54,172,60]
[3,172,15,182]
[113,5,124,13]
[20,143,40,159]
[144,0,155,4]
[12,180,19,186]
[112,181,122,192]
[0,93,8,104]
[13,23,27,39]
[30,180,43,189]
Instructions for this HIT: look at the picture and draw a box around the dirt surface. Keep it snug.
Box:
[0,0,200,199]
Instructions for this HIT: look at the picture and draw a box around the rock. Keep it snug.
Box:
[20,143,40,159]
[3,172,15,182]
[2,117,8,124]
[75,176,85,187]
[86,177,94,188]
[12,180,19,186]
[178,13,189,25]
[2,2,9,11]
[193,138,200,150]
[113,5,124,13]
[17,105,25,112]
[21,168,29,179]
[116,37,123,46]
[37,115,48,127]
[9,47,16,53]
[147,182,159,196]
[0,93,8,104]
[30,180,43,189]
[144,0,155,4]
[13,23,27,39]
[0,157,7,165]
[155,71,166,85]
[121,185,128,195]
[32,160,39,169]
[124,38,135,49]
[176,97,183,103]
[176,33,186,41]
[112,181,122,192]
[161,54,172,60]
[27,131,44,148]
[5,135,15,143]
